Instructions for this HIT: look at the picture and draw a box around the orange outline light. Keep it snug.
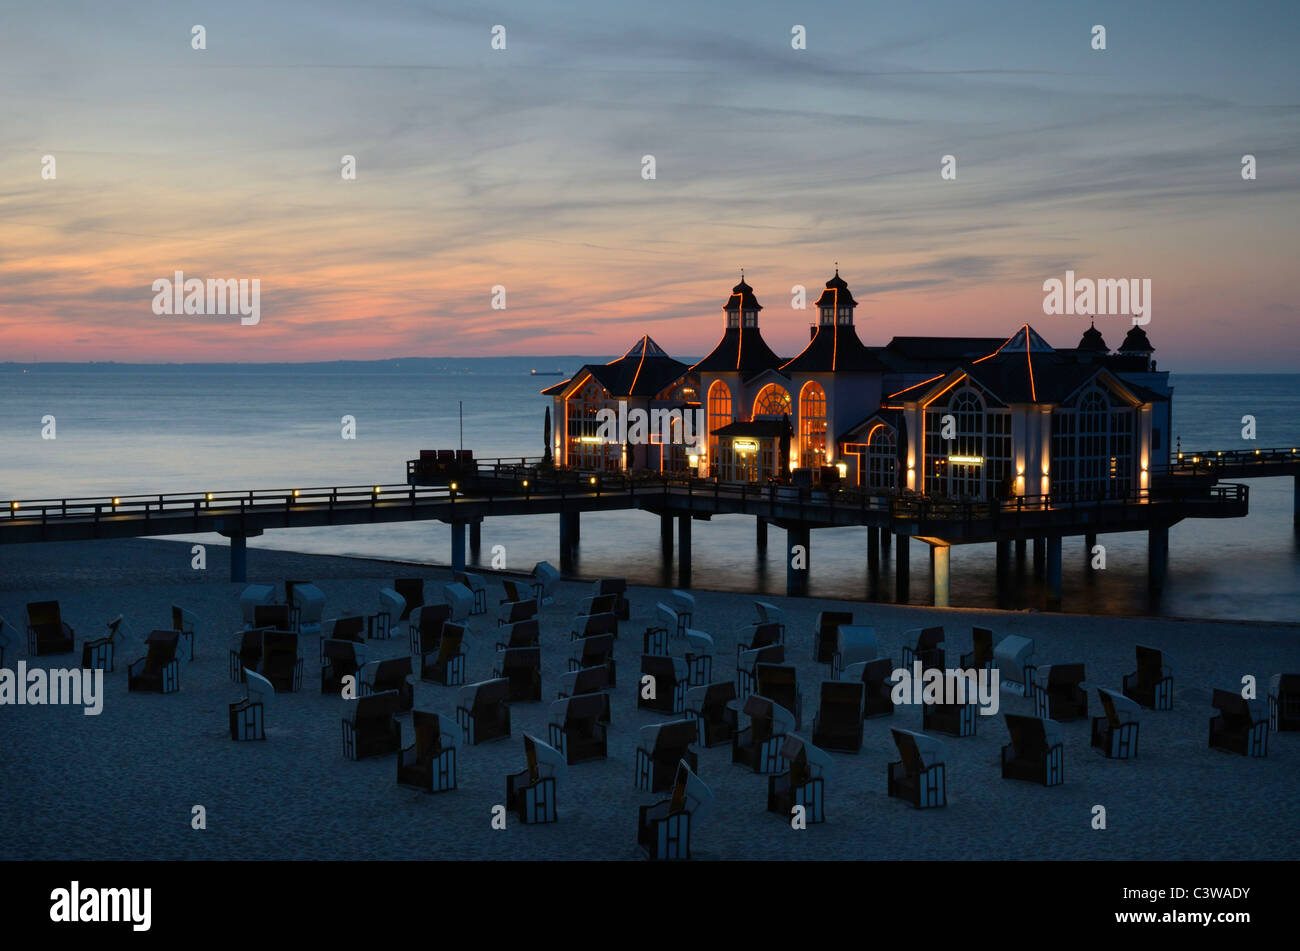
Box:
[887,374,943,399]
[628,335,649,394]
[1025,327,1037,402]
[922,373,968,408]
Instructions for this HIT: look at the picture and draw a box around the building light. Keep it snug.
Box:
[293,489,300,497]
[373,486,381,494]
[113,498,120,506]
[948,455,983,465]
[578,436,603,444]
[589,477,596,485]
[9,502,17,510]
[450,482,458,491]
[523,480,529,488]
[688,454,699,467]
[836,463,847,478]
[733,439,759,453]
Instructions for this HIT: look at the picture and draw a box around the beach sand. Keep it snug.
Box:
[2,537,1297,861]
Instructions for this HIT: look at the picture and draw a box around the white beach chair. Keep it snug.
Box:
[240,584,277,627]
[443,582,475,623]
[508,734,566,824]
[993,634,1035,694]
[638,760,714,860]
[367,587,405,640]
[531,562,561,606]
[230,668,273,741]
[634,719,699,793]
[290,584,326,637]
[753,600,784,628]
[832,625,878,679]
[887,728,946,808]
[683,628,714,686]
[732,694,798,773]
[1092,687,1142,759]
[454,572,488,615]
[168,605,198,662]
[768,734,833,823]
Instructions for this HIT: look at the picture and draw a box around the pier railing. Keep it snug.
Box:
[1157,446,1300,474]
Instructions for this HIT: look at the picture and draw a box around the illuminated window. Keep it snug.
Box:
[753,383,792,418]
[799,381,827,468]
[867,427,897,491]
[707,380,732,469]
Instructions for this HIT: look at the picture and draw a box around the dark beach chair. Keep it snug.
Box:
[634,719,699,792]
[452,572,488,615]
[732,694,797,774]
[170,604,197,660]
[127,630,182,694]
[556,665,613,725]
[26,600,75,656]
[328,615,365,644]
[360,656,414,711]
[887,729,947,808]
[396,711,457,792]
[230,668,273,741]
[1001,713,1064,786]
[547,693,609,764]
[737,621,785,664]
[367,588,405,639]
[456,678,512,745]
[420,622,467,685]
[577,591,618,619]
[500,579,526,604]
[506,734,565,824]
[443,582,475,622]
[812,611,852,664]
[493,646,542,702]
[735,644,785,700]
[571,611,618,641]
[756,663,802,730]
[922,675,979,737]
[81,615,124,672]
[1091,687,1141,759]
[569,632,615,686]
[901,626,945,672]
[767,735,831,823]
[1123,645,1174,711]
[685,681,738,748]
[258,630,303,693]
[498,598,538,627]
[683,629,714,687]
[253,603,291,632]
[342,689,402,760]
[320,638,366,694]
[1269,674,1300,732]
[639,654,688,715]
[812,680,865,753]
[409,603,451,655]
[229,628,267,683]
[1031,663,1088,721]
[496,617,539,652]
[643,624,670,657]
[596,577,631,620]
[393,578,424,621]
[638,760,712,860]
[1208,689,1268,757]
[959,626,995,673]
[831,625,878,679]
[849,656,898,718]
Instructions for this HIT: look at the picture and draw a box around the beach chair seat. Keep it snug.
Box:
[456,678,513,745]
[1208,689,1268,757]
[685,681,737,748]
[1123,645,1174,711]
[342,689,402,760]
[25,600,75,656]
[736,621,784,666]
[887,729,946,808]
[547,693,609,764]
[393,578,425,620]
[531,561,561,606]
[496,616,539,652]
[959,626,995,673]
[994,634,1035,695]
[507,734,565,823]
[1269,674,1300,732]
[595,577,631,620]
[900,626,945,672]
[756,663,802,730]
[571,611,618,641]
[577,591,618,619]
[453,572,488,615]
[229,628,268,683]
[569,633,616,686]
[288,585,326,639]
[259,630,304,693]
[638,760,712,860]
[230,668,273,741]
[360,656,414,711]
[812,611,852,664]
[1031,663,1088,721]
[841,656,898,718]
[127,630,182,694]
[397,711,458,792]
[638,654,688,715]
[254,604,291,632]
[409,603,451,655]
[444,583,475,623]
[80,615,124,672]
[367,588,405,639]
[735,644,784,701]
[493,646,542,703]
[922,689,978,737]
[1001,713,1064,786]
[767,735,831,823]
[497,597,538,627]
[812,680,865,753]
[1091,687,1141,759]
[420,623,467,686]
[655,590,694,639]
[170,604,198,661]
[683,629,714,686]
[752,601,785,641]
[326,615,365,645]
[321,638,367,694]
[831,624,878,680]
[239,585,277,628]
[732,694,797,774]
[634,719,699,793]
[500,579,527,604]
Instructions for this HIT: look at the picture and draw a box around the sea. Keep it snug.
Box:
[2,360,1298,624]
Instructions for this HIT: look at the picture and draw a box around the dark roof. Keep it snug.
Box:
[781,323,887,373]
[539,378,570,395]
[839,407,904,442]
[814,270,857,309]
[713,418,792,438]
[691,326,784,374]
[563,336,690,399]
[723,277,762,312]
[1078,323,1109,353]
[1119,326,1154,353]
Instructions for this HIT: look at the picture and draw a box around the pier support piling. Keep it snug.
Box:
[895,533,910,602]
[450,520,467,573]
[560,511,580,573]
[786,524,811,597]
[469,519,482,561]
[1033,537,1046,579]
[1045,535,1063,609]
[1015,538,1026,565]
[230,533,248,584]
[1148,525,1169,591]
[880,526,891,561]
[1085,533,1097,568]
[677,515,692,588]
[930,544,950,608]
[995,539,1011,586]
[868,526,880,573]
[756,517,768,553]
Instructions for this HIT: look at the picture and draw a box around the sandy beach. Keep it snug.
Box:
[2,537,1297,861]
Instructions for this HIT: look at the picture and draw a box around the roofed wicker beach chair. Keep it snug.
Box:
[752,600,785,639]
[420,622,467,686]
[239,584,276,628]
[230,668,273,741]
[1269,674,1300,732]
[320,638,366,695]
[259,629,304,693]
[768,735,832,823]
[547,693,609,764]
[444,582,475,623]
[1123,645,1174,711]
[735,644,784,700]
[127,630,182,694]
[452,572,489,616]
[841,656,898,718]
[571,611,617,641]
[360,656,414,711]
[500,579,527,604]
[812,610,852,664]
[229,628,267,682]
[732,694,798,774]
[25,600,75,656]
[342,689,402,760]
[368,588,405,639]
[397,711,457,793]
[685,681,738,748]
[887,729,947,808]
[326,614,365,644]
[993,634,1035,695]
[493,646,542,702]
[1208,689,1268,757]
[392,578,424,620]
[634,719,699,793]
[531,561,561,606]
[1091,687,1141,759]
[409,603,451,656]
[922,676,979,737]
[682,628,714,686]
[556,666,612,727]
[812,680,865,753]
[80,615,125,672]
[831,624,878,680]
[496,616,539,652]
[1001,713,1064,786]
[456,678,512,745]
[1031,663,1088,721]
[655,589,695,639]
[642,624,670,657]
[254,603,291,632]
[595,577,631,620]
[638,760,713,860]
[569,632,615,686]
[577,590,618,620]
[170,604,198,660]
[0,615,19,668]
[959,626,995,674]
[900,626,945,672]
[507,734,566,824]
[288,585,325,639]
[737,621,784,664]
[497,596,538,628]
[639,654,689,715]
[757,663,802,730]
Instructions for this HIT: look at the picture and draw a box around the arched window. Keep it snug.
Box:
[867,425,897,491]
[753,383,791,418]
[924,386,988,498]
[799,381,827,468]
[706,380,732,468]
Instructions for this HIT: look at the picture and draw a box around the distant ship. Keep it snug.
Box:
[530,369,565,376]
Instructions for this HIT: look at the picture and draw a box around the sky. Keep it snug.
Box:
[1,0,1297,370]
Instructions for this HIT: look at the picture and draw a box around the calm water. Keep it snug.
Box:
[2,361,1298,623]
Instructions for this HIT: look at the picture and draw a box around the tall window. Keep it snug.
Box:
[1051,387,1137,499]
[867,426,897,492]
[754,383,791,418]
[923,385,1005,499]
[707,380,732,470]
[799,382,827,468]
[566,381,618,471]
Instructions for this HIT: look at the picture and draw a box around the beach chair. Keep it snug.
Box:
[320,638,366,694]
[360,656,414,711]
[453,572,488,615]
[736,621,784,664]
[735,644,783,700]
[0,615,16,668]
[643,625,670,657]
[25,600,75,656]
[732,694,798,774]
[1268,674,1300,732]
[767,735,832,823]
[638,654,688,715]
[507,734,566,824]
[127,630,182,694]
[1208,689,1268,757]
[922,684,978,737]
[812,611,852,664]
[887,729,947,808]
[757,663,802,730]
[493,646,542,702]
[1123,645,1174,711]
[500,579,527,605]
[289,585,326,638]
[409,603,451,656]
[326,615,365,644]
[444,583,475,623]
[655,590,694,639]
[685,681,738,747]
[367,588,405,639]
[1091,687,1141,759]
[420,622,467,685]
[254,604,291,632]
[753,601,786,640]
[634,719,699,793]
[900,626,945,672]
[993,634,1035,695]
[571,611,618,642]
[683,628,714,686]
[230,668,273,741]
[497,597,538,628]
[577,591,618,619]
[170,604,198,660]
[842,657,898,718]
[547,694,609,764]
[569,632,615,685]
[638,760,713,860]
[1031,664,1088,721]
[393,578,424,620]
[556,666,613,724]
[456,678,512,745]
[959,626,995,673]
[229,628,267,683]
[396,711,458,793]
[812,680,865,753]
[260,630,304,693]
[342,689,402,760]
[80,615,124,672]
[531,561,561,606]
[831,625,878,680]
[239,584,276,628]
[595,577,631,620]
[496,617,539,652]
[1001,713,1064,786]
